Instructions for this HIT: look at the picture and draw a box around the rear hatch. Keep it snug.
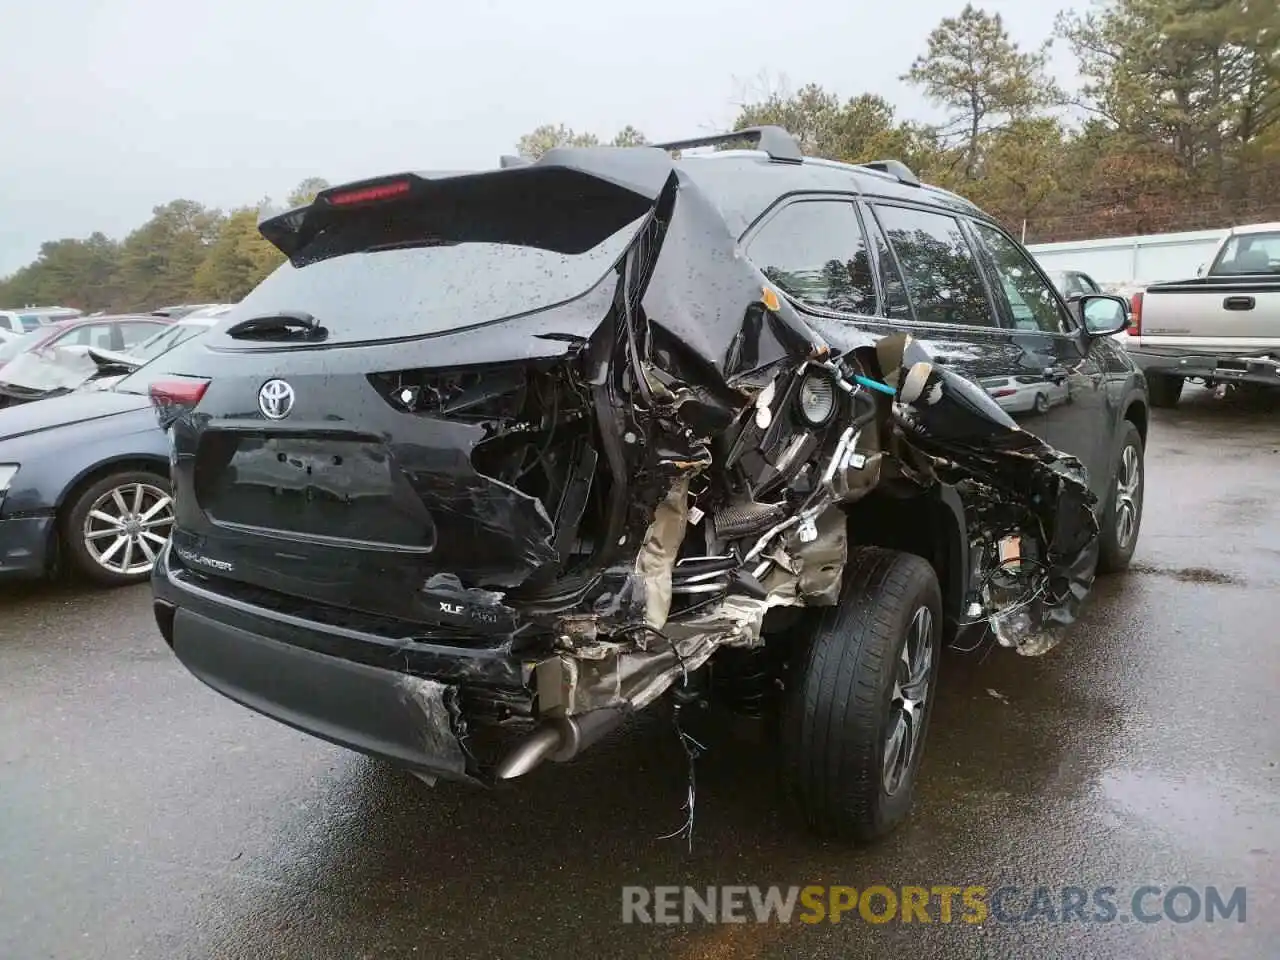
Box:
[162,164,667,630]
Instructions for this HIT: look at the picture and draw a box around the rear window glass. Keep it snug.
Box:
[1212,231,1280,275]
[224,217,649,345]
[127,321,210,364]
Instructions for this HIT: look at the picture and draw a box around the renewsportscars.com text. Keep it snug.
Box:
[621,885,1247,925]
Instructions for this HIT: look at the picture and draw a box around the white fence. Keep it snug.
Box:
[1027,228,1229,289]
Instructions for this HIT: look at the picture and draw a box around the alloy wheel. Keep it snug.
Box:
[1114,445,1142,550]
[82,482,173,577]
[883,606,934,796]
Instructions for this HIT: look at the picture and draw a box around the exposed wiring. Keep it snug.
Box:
[656,704,705,852]
[614,621,705,851]
[514,382,559,482]
[614,622,687,678]
[953,555,1052,630]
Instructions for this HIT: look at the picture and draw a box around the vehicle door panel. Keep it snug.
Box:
[965,220,1113,505]
[858,201,1025,415]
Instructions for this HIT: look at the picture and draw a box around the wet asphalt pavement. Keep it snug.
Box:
[2,385,1278,960]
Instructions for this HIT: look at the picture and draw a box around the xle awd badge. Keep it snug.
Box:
[258,379,295,420]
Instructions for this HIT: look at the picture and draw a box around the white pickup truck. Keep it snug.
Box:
[1127,222,1280,407]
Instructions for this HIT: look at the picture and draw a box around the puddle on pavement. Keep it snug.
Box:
[1129,564,1240,585]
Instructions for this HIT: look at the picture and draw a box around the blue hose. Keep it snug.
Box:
[853,374,897,397]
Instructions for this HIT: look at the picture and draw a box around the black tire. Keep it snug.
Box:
[1097,422,1144,574]
[781,547,942,842]
[1033,391,1050,415]
[61,469,173,587]
[1147,374,1183,409]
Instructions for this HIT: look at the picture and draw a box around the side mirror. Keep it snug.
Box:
[1078,294,1130,337]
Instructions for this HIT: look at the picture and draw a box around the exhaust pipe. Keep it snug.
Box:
[495,707,627,780]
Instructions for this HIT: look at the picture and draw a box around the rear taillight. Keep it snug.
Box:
[149,378,209,406]
[149,376,210,428]
[1127,291,1143,336]
[992,388,1017,398]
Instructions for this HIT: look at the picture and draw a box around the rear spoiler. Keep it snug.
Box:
[259,151,679,261]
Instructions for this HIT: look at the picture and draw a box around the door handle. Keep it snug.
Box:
[1224,296,1255,311]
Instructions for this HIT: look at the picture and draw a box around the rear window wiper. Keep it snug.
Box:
[226,310,328,342]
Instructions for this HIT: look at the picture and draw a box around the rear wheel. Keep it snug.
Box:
[781,547,942,842]
[1147,374,1183,408]
[62,470,174,586]
[1033,391,1050,415]
[1097,422,1144,574]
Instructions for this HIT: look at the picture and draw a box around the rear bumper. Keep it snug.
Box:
[0,515,54,579]
[153,545,533,784]
[1129,349,1280,387]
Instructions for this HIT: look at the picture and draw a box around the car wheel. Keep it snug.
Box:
[1147,374,1183,408]
[62,470,174,586]
[781,546,942,842]
[1097,422,1144,574]
[1033,391,1050,415]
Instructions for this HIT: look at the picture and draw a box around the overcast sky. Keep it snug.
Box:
[0,0,1079,277]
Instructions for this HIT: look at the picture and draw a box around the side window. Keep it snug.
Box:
[859,205,914,322]
[50,326,86,347]
[746,200,878,314]
[972,222,1073,334]
[54,323,113,349]
[119,321,166,347]
[871,205,994,327]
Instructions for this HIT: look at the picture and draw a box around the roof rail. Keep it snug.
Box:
[499,154,531,168]
[650,125,804,164]
[860,160,920,187]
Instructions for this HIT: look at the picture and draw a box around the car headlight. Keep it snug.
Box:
[0,464,19,509]
[795,371,837,427]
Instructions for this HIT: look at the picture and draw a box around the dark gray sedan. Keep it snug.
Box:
[0,369,171,586]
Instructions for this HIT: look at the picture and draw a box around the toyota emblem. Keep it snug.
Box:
[258,379,296,420]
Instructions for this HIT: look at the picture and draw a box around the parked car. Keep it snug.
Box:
[0,314,171,407]
[980,373,1070,416]
[0,320,222,586]
[1126,222,1280,407]
[80,305,236,393]
[0,312,39,335]
[1046,269,1102,299]
[0,307,82,335]
[150,129,1147,841]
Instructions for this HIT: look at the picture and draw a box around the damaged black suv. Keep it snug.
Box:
[150,127,1148,841]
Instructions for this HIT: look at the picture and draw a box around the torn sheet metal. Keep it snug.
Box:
[336,175,1102,757]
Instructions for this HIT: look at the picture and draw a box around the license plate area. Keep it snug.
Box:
[194,432,434,549]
